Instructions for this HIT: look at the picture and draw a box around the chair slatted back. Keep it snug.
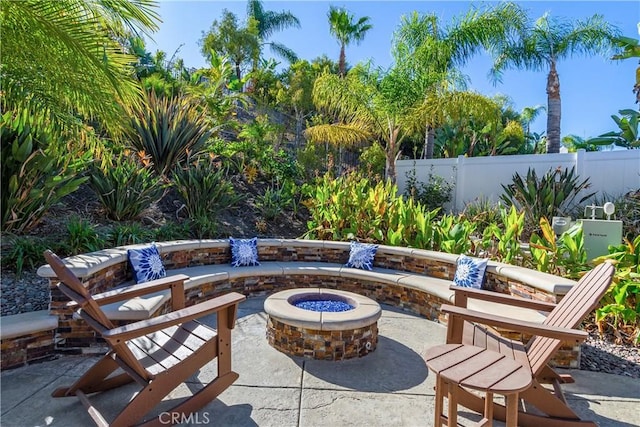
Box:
[44,250,115,330]
[527,262,615,375]
[44,251,155,381]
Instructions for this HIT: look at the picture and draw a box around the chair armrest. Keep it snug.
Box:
[101,292,246,342]
[450,285,557,312]
[442,304,588,342]
[66,275,190,309]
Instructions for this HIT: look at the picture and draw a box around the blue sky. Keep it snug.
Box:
[149,1,639,140]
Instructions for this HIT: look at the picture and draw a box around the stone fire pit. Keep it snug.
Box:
[264,288,382,361]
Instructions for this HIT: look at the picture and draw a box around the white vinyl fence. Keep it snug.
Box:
[396,150,640,213]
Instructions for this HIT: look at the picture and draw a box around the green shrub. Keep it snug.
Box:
[127,91,212,178]
[65,216,105,255]
[479,205,525,264]
[256,186,293,221]
[358,142,386,178]
[89,154,165,221]
[107,223,154,247]
[153,221,191,241]
[594,235,640,344]
[1,112,89,233]
[461,197,502,236]
[188,215,218,239]
[529,217,588,277]
[404,165,454,213]
[500,167,595,232]
[1,235,48,277]
[303,172,441,248]
[171,156,242,220]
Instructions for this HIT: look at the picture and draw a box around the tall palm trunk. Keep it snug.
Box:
[339,44,346,77]
[385,127,400,184]
[423,124,435,159]
[546,60,561,153]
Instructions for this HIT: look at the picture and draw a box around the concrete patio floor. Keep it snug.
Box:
[2,296,639,426]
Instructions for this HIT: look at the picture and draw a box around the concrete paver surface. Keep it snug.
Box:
[2,296,638,426]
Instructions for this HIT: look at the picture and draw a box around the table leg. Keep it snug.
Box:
[434,374,444,426]
[484,391,493,427]
[448,382,458,427]
[505,393,519,427]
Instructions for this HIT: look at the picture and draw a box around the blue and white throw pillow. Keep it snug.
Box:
[345,241,378,271]
[453,255,488,289]
[230,237,260,267]
[127,243,166,284]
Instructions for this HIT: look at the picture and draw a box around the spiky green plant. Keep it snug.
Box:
[65,216,106,255]
[89,153,165,221]
[171,156,242,221]
[500,166,595,232]
[127,92,212,178]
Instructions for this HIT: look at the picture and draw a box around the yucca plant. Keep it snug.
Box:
[171,155,242,221]
[127,91,212,178]
[501,166,595,232]
[89,152,165,221]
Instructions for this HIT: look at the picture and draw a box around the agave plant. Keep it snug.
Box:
[171,155,242,221]
[500,166,595,232]
[126,91,212,178]
[88,152,165,221]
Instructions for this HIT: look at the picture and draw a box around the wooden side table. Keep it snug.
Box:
[425,343,532,427]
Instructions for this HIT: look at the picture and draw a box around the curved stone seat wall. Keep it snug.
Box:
[35,239,580,365]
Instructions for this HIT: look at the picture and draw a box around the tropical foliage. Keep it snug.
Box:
[587,109,640,149]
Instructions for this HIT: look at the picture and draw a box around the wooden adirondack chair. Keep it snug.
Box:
[44,250,246,427]
[443,261,615,427]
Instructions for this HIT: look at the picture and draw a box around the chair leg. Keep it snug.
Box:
[52,353,124,397]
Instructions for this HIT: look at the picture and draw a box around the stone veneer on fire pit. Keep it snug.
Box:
[264,288,382,360]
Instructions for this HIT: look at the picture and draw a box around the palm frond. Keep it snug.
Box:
[304,123,372,146]
[267,41,298,63]
[1,0,159,135]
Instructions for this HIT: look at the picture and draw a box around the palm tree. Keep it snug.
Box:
[327,6,373,77]
[1,0,160,135]
[306,64,407,182]
[392,4,527,158]
[246,0,300,66]
[491,13,619,153]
